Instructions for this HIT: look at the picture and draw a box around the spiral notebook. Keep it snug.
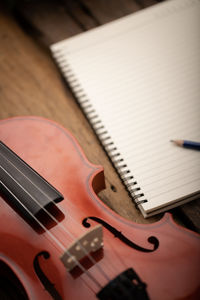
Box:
[51,0,200,217]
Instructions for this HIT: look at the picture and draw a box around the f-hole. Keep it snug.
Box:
[82,217,159,252]
[33,251,62,300]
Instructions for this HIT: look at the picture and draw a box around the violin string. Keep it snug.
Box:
[0,154,111,282]
[0,178,102,290]
[104,235,128,271]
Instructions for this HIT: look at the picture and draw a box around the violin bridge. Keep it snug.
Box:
[60,225,103,272]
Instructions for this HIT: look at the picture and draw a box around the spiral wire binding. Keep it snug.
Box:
[51,49,149,207]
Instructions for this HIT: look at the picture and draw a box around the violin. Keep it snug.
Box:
[0,116,200,300]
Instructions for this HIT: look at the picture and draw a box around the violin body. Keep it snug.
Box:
[0,116,200,300]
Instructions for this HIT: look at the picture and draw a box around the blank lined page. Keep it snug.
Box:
[51,0,200,217]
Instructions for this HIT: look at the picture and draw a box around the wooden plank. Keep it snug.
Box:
[79,0,141,24]
[14,0,82,45]
[62,0,100,30]
[0,12,161,225]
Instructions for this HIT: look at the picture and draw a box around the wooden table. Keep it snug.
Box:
[0,0,199,232]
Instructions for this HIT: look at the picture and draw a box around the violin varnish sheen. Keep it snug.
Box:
[0,141,63,221]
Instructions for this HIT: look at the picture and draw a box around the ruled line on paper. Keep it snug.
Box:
[144,178,200,204]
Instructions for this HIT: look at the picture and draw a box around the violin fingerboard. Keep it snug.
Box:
[0,141,64,220]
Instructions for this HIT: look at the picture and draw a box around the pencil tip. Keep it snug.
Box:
[171,139,183,147]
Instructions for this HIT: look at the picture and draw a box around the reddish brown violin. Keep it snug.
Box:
[0,116,200,300]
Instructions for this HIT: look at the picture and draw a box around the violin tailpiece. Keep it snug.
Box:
[60,225,103,272]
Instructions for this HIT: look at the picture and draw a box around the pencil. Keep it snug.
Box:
[171,139,200,150]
